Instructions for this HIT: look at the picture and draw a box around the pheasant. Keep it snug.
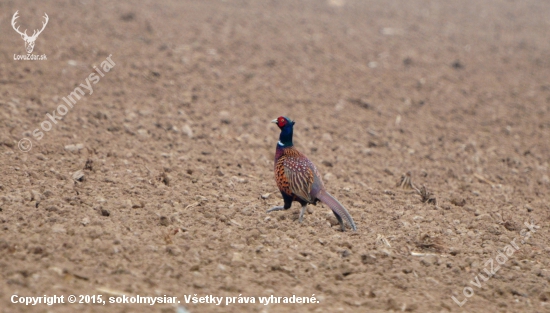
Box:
[267,116,357,231]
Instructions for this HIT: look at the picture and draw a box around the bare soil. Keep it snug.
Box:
[1,0,550,312]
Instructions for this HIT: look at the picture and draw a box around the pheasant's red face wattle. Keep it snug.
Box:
[277,116,287,128]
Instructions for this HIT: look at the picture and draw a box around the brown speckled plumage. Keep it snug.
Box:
[275,146,318,203]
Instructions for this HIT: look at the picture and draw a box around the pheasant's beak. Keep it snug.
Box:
[271,119,278,124]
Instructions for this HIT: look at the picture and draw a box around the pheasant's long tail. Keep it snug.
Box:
[316,189,357,231]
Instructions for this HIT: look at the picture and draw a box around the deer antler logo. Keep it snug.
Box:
[11,11,49,54]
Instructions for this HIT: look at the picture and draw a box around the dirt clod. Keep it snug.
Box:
[159,216,170,226]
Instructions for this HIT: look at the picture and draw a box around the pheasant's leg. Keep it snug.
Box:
[268,195,292,213]
[333,211,345,231]
[299,204,308,223]
[267,205,285,213]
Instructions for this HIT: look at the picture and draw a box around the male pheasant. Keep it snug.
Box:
[268,116,357,231]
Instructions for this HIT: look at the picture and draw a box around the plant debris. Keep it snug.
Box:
[396,171,418,191]
[419,185,437,205]
[397,172,437,205]
[415,233,446,253]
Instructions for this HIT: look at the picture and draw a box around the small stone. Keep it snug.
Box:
[182,124,193,138]
[219,111,231,124]
[503,221,519,231]
[23,191,32,202]
[323,173,334,181]
[362,148,372,155]
[45,206,58,212]
[36,153,47,160]
[449,249,460,256]
[322,133,333,141]
[387,298,400,311]
[100,209,110,217]
[52,225,66,233]
[451,197,466,207]
[261,193,270,199]
[30,190,42,202]
[341,250,351,258]
[166,245,181,256]
[231,252,245,267]
[231,243,245,250]
[475,214,493,221]
[230,219,242,227]
[64,143,84,152]
[72,170,85,182]
[192,280,206,289]
[231,176,248,183]
[81,217,90,226]
[420,259,431,267]
[361,254,377,264]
